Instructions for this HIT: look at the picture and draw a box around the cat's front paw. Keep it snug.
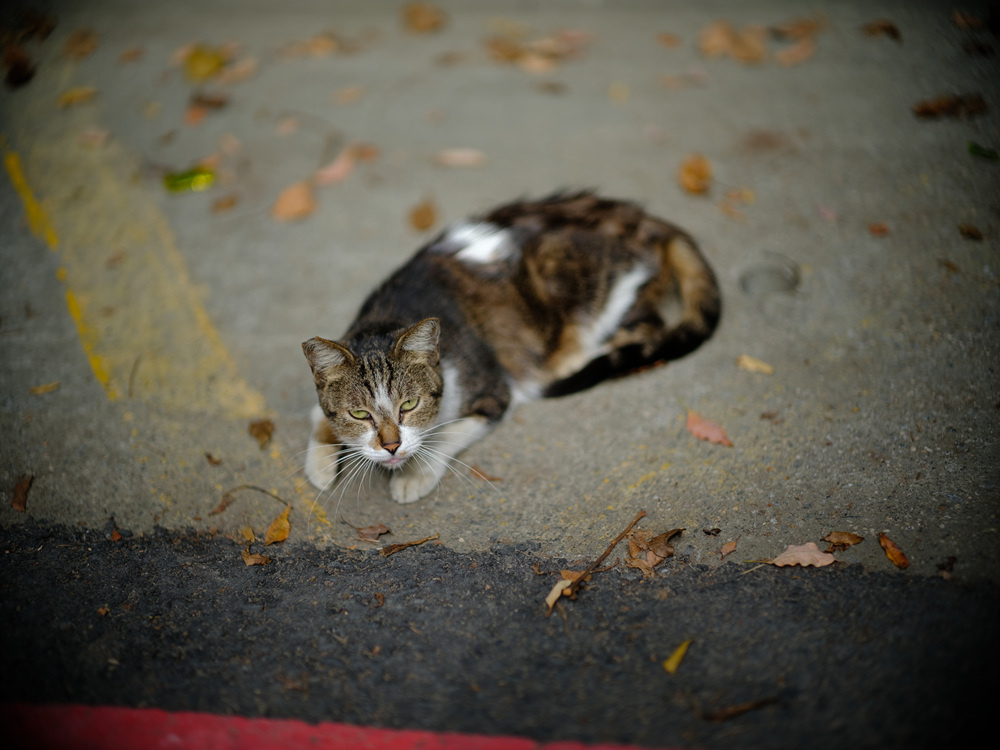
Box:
[389,466,441,504]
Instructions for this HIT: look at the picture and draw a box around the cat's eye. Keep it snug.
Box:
[400,398,419,412]
[349,409,370,420]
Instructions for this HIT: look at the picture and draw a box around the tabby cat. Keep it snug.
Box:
[303,192,720,503]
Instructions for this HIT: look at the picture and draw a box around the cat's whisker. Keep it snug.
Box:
[416,444,502,496]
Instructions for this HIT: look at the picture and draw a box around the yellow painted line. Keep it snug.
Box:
[3,148,59,249]
[3,133,267,419]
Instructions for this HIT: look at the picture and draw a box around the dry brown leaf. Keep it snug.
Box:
[58,86,97,108]
[272,181,316,222]
[248,419,275,448]
[204,452,223,466]
[470,465,503,482]
[265,506,291,545]
[699,20,737,58]
[118,46,144,63]
[678,154,712,195]
[686,410,733,447]
[356,524,391,542]
[314,146,356,187]
[959,224,983,240]
[912,94,987,120]
[242,547,273,566]
[279,33,341,59]
[97,606,110,616]
[878,532,909,569]
[409,197,437,231]
[736,354,774,374]
[29,381,60,395]
[211,194,239,214]
[774,37,816,67]
[868,222,890,236]
[657,32,682,48]
[65,29,99,59]
[403,3,447,33]
[719,539,738,558]
[773,15,826,40]
[11,474,33,512]
[380,533,439,557]
[334,85,365,104]
[3,46,35,88]
[433,148,488,167]
[217,57,258,85]
[822,531,864,552]
[861,20,901,41]
[184,104,208,126]
[771,542,836,567]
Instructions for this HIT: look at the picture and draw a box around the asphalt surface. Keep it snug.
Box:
[2,1,999,748]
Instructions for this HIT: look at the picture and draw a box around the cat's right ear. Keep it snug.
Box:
[302,337,354,382]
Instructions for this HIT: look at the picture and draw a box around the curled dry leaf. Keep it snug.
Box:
[265,506,291,545]
[699,21,767,63]
[736,354,774,374]
[686,410,733,447]
[719,538,738,558]
[248,418,275,448]
[878,532,909,569]
[822,531,863,552]
[314,146,356,187]
[380,533,439,557]
[272,181,316,222]
[678,154,712,195]
[11,474,33,512]
[242,547,273,566]
[409,197,437,231]
[545,579,573,615]
[774,37,816,67]
[770,542,836,567]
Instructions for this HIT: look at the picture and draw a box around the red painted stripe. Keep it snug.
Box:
[2,703,680,750]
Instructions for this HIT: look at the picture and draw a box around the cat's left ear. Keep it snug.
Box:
[302,337,354,383]
[394,318,440,366]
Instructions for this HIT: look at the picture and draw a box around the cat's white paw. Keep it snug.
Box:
[389,466,441,504]
[305,405,339,490]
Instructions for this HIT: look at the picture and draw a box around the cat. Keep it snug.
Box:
[302,191,721,503]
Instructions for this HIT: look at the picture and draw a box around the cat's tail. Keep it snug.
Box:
[543,233,720,398]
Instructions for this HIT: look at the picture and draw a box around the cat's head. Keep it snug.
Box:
[302,318,444,469]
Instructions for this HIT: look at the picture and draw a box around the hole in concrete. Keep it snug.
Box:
[739,255,800,295]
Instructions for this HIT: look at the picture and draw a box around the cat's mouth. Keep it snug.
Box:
[382,454,408,468]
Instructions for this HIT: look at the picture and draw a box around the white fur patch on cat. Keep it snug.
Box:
[435,222,516,264]
[581,263,653,354]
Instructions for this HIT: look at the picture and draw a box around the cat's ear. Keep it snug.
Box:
[394,318,440,365]
[302,337,354,382]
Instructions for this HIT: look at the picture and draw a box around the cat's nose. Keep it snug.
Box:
[382,442,401,455]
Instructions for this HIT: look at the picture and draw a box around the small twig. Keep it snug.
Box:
[209,483,288,516]
[567,509,646,597]
[380,533,439,557]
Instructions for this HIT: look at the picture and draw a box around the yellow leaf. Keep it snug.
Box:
[678,154,712,195]
[736,354,774,374]
[58,86,97,108]
[239,526,256,543]
[265,506,290,545]
[29,381,60,395]
[662,639,692,674]
[545,578,572,615]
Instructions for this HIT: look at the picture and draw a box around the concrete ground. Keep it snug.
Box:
[3,0,998,577]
